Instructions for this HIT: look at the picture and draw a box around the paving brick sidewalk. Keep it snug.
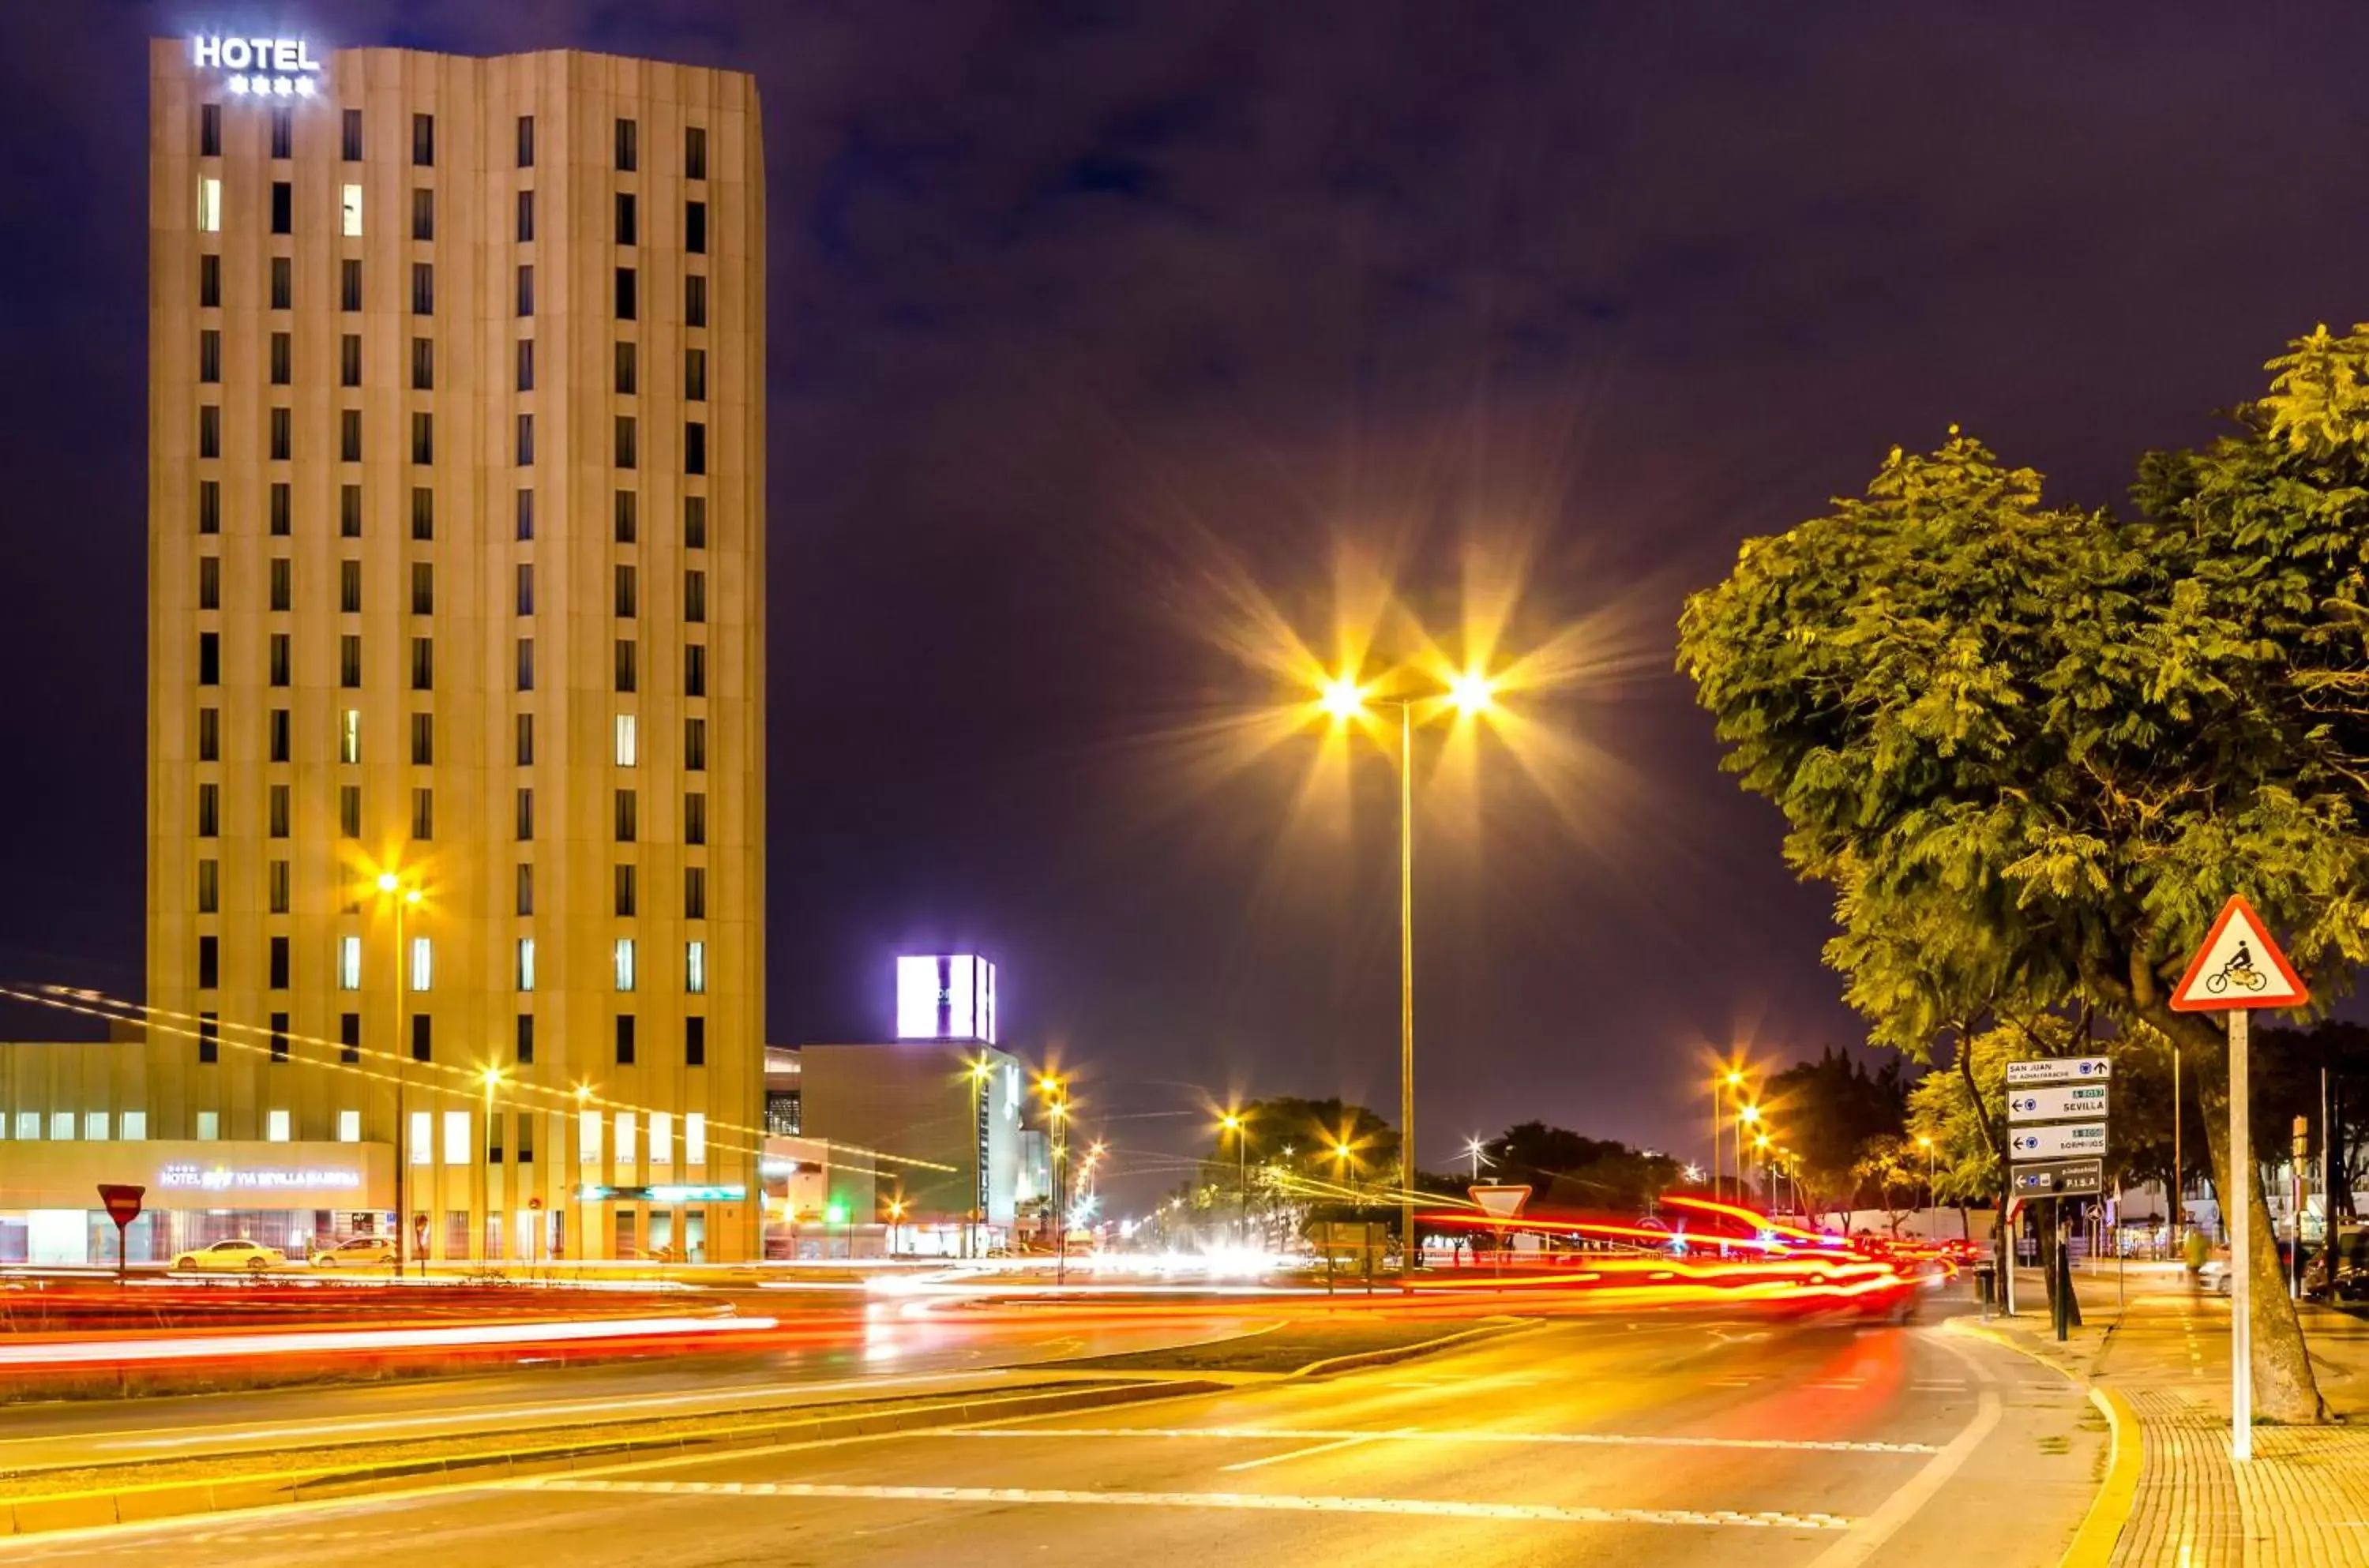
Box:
[1967,1276,2369,1566]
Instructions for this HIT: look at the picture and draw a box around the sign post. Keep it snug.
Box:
[2168,892,2311,1464]
[2001,1056,2110,1337]
[96,1184,145,1281]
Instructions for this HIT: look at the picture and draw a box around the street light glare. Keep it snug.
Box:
[376,872,399,892]
[1447,670,1496,714]
[1319,675,1367,720]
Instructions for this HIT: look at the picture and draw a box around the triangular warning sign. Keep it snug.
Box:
[2168,895,2310,1012]
[1468,1184,1531,1219]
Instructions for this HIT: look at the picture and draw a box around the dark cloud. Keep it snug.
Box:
[6,3,2369,1206]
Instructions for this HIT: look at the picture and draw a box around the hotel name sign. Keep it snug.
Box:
[190,36,325,97]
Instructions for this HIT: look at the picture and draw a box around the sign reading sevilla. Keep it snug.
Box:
[2168,895,2310,1012]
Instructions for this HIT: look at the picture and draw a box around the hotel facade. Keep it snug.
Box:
[0,37,767,1265]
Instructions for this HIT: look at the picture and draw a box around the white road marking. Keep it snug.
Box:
[944,1425,1940,1455]
[1219,1433,1380,1471]
[1803,1334,2005,1568]
[506,1477,1856,1529]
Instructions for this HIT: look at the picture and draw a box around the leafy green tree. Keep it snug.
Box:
[1762,1048,1908,1219]
[1675,323,2369,1422]
[1477,1122,1684,1213]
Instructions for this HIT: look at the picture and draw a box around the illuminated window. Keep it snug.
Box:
[614,1109,637,1165]
[51,1112,73,1141]
[196,1111,220,1142]
[122,1112,148,1141]
[615,714,637,767]
[85,1112,110,1141]
[341,709,361,763]
[614,938,636,992]
[516,937,535,992]
[650,1111,671,1166]
[444,1109,469,1165]
[197,177,221,232]
[579,1111,601,1165]
[409,1109,433,1165]
[686,1112,707,1165]
[341,182,362,236]
[13,1111,38,1139]
[685,940,706,995]
[337,1109,361,1142]
[266,1109,291,1143]
[338,935,361,989]
[410,936,433,992]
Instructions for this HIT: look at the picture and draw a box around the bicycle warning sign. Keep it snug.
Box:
[2168,894,2309,1013]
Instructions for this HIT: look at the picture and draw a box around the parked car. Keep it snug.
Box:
[2303,1227,2369,1303]
[310,1236,396,1269]
[173,1238,287,1273]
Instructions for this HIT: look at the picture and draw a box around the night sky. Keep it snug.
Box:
[7,4,2369,1209]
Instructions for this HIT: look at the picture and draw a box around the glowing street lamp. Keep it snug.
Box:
[886,1195,907,1257]
[1463,1135,1490,1180]
[373,867,426,1276]
[1219,1112,1250,1245]
[1312,662,1503,1282]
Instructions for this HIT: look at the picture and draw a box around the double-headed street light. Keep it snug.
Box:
[374,869,424,1276]
[1314,665,1498,1281]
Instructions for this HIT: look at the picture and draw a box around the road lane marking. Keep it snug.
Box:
[1803,1333,2004,1568]
[942,1425,1940,1455]
[505,1477,1856,1529]
[1219,1433,1379,1471]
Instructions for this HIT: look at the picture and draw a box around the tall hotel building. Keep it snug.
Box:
[122,36,764,1262]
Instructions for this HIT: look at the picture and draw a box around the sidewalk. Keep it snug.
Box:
[1959,1273,2369,1566]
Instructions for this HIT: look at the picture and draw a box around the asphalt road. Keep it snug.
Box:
[0,1293,1262,1470]
[2,1297,2107,1567]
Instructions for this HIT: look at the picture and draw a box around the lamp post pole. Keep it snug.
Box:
[379,876,421,1277]
[1398,697,1417,1283]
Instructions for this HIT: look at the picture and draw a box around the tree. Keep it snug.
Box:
[1675,324,2369,1423]
[1196,1098,1399,1242]
[1852,1135,1922,1236]
[1479,1122,1684,1213]
[1763,1048,1909,1221]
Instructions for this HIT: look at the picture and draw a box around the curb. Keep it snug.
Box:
[1943,1317,2138,1568]
[0,1378,1225,1540]
[1289,1316,1537,1379]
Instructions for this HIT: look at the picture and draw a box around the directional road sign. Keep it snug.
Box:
[2010,1158,2104,1197]
[2005,1056,2112,1087]
[2008,1122,2108,1160]
[2007,1083,2111,1123]
[2169,894,2309,1012]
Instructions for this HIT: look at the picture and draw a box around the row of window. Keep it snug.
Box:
[189,1004,707,1071]
[196,931,710,997]
[198,404,712,475]
[200,104,708,183]
[2,1103,714,1169]
[192,769,710,849]
[195,628,711,698]
[193,557,709,624]
[193,707,709,773]
[198,332,711,407]
[192,243,714,332]
[196,483,711,550]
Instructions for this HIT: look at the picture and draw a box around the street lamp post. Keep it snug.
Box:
[1736,1103,1762,1207]
[1038,1075,1069,1288]
[376,872,423,1277]
[1220,1112,1248,1246]
[1917,1135,1935,1238]
[479,1064,505,1267]
[1318,671,1496,1285]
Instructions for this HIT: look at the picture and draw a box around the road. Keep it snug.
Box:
[0,1292,1262,1470]
[2,1296,2107,1567]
